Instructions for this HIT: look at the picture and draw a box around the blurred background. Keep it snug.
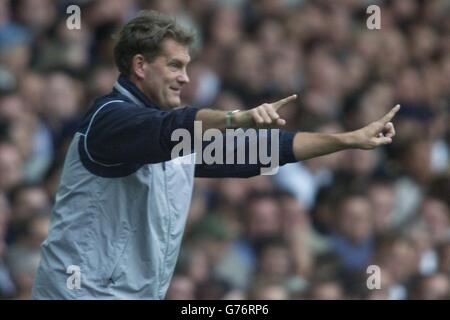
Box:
[0,0,449,300]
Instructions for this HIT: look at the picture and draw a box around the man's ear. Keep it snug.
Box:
[131,54,146,80]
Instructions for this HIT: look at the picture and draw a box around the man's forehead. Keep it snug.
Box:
[160,38,191,63]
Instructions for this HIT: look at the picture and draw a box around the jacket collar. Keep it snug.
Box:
[113,74,160,109]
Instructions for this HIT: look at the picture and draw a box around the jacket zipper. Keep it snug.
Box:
[159,161,171,297]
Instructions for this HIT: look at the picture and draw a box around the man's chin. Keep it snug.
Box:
[167,98,182,108]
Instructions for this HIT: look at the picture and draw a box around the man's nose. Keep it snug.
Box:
[178,71,190,84]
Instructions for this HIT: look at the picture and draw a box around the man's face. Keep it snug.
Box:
[141,38,190,108]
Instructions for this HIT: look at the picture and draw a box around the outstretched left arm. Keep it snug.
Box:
[291,104,400,161]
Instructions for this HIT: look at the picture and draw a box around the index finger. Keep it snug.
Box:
[272,94,298,111]
[380,104,401,124]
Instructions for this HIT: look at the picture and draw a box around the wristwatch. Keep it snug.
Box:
[225,109,240,128]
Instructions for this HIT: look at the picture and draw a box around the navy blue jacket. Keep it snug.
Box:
[77,75,297,178]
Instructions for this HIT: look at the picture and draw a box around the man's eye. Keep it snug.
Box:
[169,63,180,69]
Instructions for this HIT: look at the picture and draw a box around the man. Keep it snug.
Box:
[32,10,399,299]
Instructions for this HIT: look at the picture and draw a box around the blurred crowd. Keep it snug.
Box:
[0,0,449,300]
